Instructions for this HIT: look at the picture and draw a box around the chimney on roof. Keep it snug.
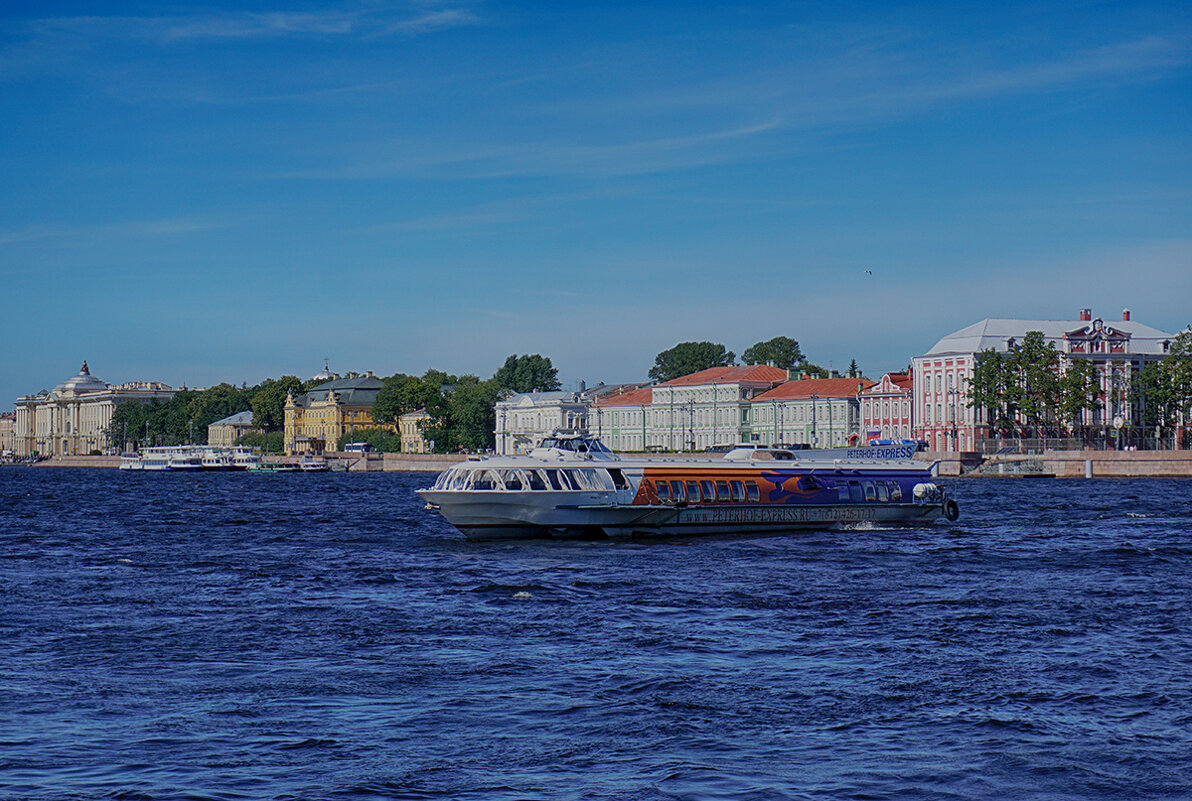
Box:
[365,370,374,378]
[1122,308,1131,321]
[1079,308,1092,321]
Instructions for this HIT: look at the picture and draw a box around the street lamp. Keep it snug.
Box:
[947,388,958,452]
[810,393,819,447]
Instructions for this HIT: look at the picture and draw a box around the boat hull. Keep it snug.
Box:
[419,489,947,541]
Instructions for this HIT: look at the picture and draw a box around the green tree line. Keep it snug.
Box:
[648,336,849,382]
[107,353,564,455]
[105,376,312,452]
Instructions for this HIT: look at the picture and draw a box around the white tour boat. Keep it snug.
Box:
[418,433,959,540]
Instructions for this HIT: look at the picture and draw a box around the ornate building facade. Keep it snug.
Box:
[494,391,592,455]
[859,373,915,443]
[13,362,174,456]
[284,372,394,454]
[912,309,1177,451]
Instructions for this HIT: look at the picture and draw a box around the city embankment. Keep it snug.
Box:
[27,450,1192,477]
[925,450,1192,478]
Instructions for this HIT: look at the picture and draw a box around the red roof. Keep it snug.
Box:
[887,373,913,390]
[753,377,875,401]
[657,365,787,388]
[593,386,654,407]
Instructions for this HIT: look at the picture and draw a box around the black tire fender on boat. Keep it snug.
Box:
[943,498,960,522]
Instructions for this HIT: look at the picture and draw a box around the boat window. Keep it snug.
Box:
[656,481,671,501]
[526,470,548,491]
[888,481,903,502]
[730,480,746,502]
[849,481,864,503]
[685,481,701,502]
[545,469,573,490]
[566,469,606,491]
[715,480,731,502]
[607,468,629,489]
[863,481,876,502]
[745,481,760,503]
[838,483,850,502]
[875,481,889,502]
[670,480,686,502]
[471,470,500,490]
[798,475,821,491]
[499,470,524,490]
[700,480,715,502]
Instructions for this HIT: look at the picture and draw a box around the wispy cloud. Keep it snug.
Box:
[15,3,480,46]
[0,217,227,247]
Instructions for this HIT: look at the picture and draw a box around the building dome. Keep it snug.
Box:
[309,358,337,383]
[52,361,109,395]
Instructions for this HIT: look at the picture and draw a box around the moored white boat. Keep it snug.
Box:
[418,433,959,540]
[119,445,253,472]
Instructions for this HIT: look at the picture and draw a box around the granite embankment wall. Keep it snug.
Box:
[30,453,464,472]
[1041,450,1192,478]
[923,450,1192,478]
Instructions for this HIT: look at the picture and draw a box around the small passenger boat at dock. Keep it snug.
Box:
[418,432,959,540]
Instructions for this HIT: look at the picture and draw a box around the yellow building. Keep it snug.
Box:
[207,410,259,448]
[399,408,432,453]
[284,373,395,454]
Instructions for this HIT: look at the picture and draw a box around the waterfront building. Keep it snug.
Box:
[751,377,874,448]
[913,308,1177,451]
[399,409,432,454]
[589,385,655,451]
[494,391,592,455]
[591,366,787,451]
[284,372,394,454]
[859,373,915,443]
[0,412,14,455]
[13,362,175,456]
[207,410,259,448]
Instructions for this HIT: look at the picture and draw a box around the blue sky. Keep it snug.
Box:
[3,1,1190,403]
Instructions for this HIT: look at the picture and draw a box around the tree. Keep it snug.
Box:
[648,341,735,382]
[250,376,303,430]
[1135,328,1192,445]
[1058,357,1101,440]
[492,354,561,394]
[423,376,498,452]
[1010,331,1062,437]
[741,336,804,370]
[968,349,1016,436]
[373,374,439,424]
[187,383,252,442]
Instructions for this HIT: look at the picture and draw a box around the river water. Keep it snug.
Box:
[1,468,1190,800]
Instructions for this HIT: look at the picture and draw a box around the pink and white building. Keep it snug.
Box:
[912,308,1177,452]
[859,373,914,444]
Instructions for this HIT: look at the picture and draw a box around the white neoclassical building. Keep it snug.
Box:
[14,362,175,456]
[494,391,592,455]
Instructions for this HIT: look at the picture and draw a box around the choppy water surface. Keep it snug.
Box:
[2,468,1190,800]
